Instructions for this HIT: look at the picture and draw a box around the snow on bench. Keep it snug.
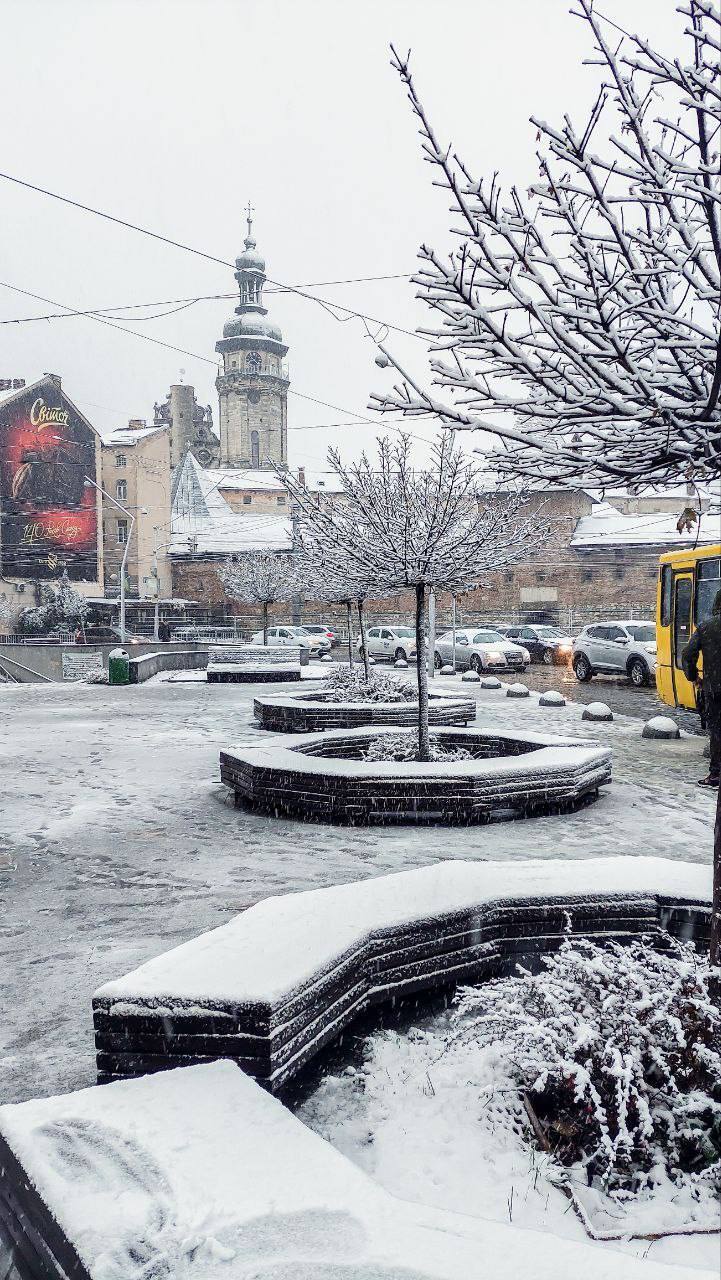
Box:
[207,643,304,683]
[93,858,710,1093]
[0,1060,705,1280]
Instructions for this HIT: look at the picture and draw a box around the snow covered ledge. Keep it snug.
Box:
[0,1059,711,1280]
[93,858,710,1094]
[220,724,612,823]
[253,686,476,732]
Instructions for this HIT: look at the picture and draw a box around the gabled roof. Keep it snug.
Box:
[170,452,293,556]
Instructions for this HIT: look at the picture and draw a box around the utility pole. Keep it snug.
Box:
[84,475,135,644]
[152,526,160,641]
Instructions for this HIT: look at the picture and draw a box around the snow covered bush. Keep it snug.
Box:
[364,731,472,764]
[19,571,89,635]
[321,665,414,704]
[452,932,721,1197]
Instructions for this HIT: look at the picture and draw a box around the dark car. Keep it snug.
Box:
[503,623,574,665]
[83,625,143,645]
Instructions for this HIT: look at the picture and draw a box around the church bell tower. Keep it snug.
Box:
[215,205,289,469]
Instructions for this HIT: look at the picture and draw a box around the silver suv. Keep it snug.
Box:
[572,620,657,687]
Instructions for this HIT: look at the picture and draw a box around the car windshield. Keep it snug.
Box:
[392,628,414,637]
[625,624,656,644]
[534,626,566,637]
[473,630,505,643]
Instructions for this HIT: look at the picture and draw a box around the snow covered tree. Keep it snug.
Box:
[218,552,296,644]
[280,434,550,760]
[291,539,378,676]
[19,571,89,636]
[372,2,720,489]
[0,593,16,634]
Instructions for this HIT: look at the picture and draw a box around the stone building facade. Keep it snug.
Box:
[215,210,289,470]
[153,385,217,470]
[100,422,172,600]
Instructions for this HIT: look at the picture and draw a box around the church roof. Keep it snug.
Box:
[170,452,293,556]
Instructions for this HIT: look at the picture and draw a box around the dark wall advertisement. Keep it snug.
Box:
[0,383,99,580]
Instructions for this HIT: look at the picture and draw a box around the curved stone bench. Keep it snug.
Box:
[207,643,305,684]
[253,688,476,733]
[92,858,710,1095]
[219,725,612,824]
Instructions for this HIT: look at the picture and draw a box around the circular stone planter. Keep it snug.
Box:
[220,725,612,824]
[642,716,681,740]
[253,687,476,733]
[582,702,613,723]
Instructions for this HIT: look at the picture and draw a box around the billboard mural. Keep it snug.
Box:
[0,382,99,580]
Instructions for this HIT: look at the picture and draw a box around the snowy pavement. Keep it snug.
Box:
[0,675,714,1106]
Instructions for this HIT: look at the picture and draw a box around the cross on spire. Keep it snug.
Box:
[245,200,255,244]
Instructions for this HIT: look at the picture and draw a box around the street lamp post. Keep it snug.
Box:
[84,476,135,643]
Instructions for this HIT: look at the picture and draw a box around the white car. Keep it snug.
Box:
[572,621,657,687]
[250,625,328,657]
[358,626,418,662]
[434,627,530,674]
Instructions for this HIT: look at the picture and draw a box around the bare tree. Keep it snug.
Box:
[371,2,720,489]
[218,552,296,644]
[281,435,550,760]
[291,539,378,676]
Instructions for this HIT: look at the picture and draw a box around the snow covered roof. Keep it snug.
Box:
[170,452,293,556]
[202,467,343,494]
[571,504,720,549]
[101,425,167,446]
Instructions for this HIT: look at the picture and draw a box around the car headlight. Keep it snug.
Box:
[520,648,530,662]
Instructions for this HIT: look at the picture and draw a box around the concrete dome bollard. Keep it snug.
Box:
[394,658,408,669]
[539,690,566,707]
[320,653,333,663]
[582,702,613,722]
[642,716,680,739]
[462,670,481,683]
[506,683,530,699]
[440,665,456,676]
[480,676,502,690]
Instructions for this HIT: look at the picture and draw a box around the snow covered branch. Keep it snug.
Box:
[372,2,720,487]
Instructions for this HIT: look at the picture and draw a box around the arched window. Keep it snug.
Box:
[251,430,260,468]
[246,352,261,375]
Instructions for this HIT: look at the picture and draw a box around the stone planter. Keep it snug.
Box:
[219,725,612,824]
[253,688,476,733]
[92,858,709,1094]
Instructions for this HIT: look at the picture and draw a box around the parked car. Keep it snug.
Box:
[572,621,657,687]
[358,626,418,663]
[300,623,338,648]
[434,627,530,674]
[250,625,328,657]
[503,624,574,665]
[82,625,143,645]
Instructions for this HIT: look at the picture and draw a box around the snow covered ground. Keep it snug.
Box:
[0,674,713,1108]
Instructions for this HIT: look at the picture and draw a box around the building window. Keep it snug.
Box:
[251,429,260,468]
[115,453,127,468]
[116,480,127,501]
[242,495,252,505]
[117,519,128,545]
[276,495,286,505]
[582,568,593,583]
[246,352,261,375]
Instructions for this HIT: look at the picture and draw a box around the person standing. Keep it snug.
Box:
[682,589,721,788]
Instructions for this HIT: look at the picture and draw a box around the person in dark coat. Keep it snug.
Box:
[158,620,171,642]
[682,588,721,787]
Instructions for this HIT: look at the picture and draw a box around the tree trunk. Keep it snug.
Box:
[711,787,721,1001]
[346,601,354,666]
[415,582,430,761]
[357,600,370,679]
[262,601,268,646]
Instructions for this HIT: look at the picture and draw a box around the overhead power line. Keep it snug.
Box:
[0,169,421,339]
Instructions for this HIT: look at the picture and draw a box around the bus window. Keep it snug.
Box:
[673,577,692,667]
[660,564,672,627]
[696,558,721,625]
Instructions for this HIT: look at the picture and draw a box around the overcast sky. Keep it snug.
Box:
[2,0,682,472]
